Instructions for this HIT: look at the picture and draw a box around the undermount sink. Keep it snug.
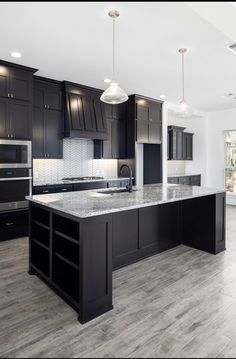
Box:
[97,188,137,195]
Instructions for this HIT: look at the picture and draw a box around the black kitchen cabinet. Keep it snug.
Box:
[73,181,107,192]
[33,78,63,159]
[0,209,28,241]
[183,132,193,160]
[64,82,108,140]
[168,126,185,160]
[94,103,126,159]
[0,61,37,140]
[34,184,73,195]
[34,77,62,111]
[168,126,194,161]
[33,108,62,159]
[168,175,201,186]
[0,61,37,102]
[136,97,162,144]
[0,97,31,139]
[126,95,163,161]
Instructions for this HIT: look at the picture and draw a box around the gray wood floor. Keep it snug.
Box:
[1,206,236,358]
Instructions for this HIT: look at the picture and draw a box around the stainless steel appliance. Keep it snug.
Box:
[0,140,32,212]
[0,140,31,168]
[0,168,32,212]
[62,176,104,183]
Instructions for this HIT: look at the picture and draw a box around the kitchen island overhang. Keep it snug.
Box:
[27,184,226,324]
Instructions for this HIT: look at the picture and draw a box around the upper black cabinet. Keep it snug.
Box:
[183,132,193,160]
[64,82,108,140]
[34,78,62,111]
[168,126,194,161]
[0,61,37,102]
[0,61,37,140]
[94,103,126,159]
[33,78,63,159]
[136,98,162,144]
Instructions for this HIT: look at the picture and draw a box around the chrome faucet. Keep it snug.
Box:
[120,164,133,193]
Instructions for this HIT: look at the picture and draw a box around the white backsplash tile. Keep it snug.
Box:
[167,161,186,176]
[33,138,118,185]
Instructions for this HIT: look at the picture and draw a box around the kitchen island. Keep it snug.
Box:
[27,184,226,324]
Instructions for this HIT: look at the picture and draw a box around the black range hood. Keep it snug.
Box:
[64,81,108,140]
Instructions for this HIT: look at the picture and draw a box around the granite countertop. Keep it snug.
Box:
[168,174,201,178]
[27,184,225,219]
[33,177,131,187]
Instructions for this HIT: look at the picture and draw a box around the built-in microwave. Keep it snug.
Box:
[0,140,32,168]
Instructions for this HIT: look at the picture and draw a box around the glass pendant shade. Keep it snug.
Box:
[100,80,128,104]
[179,99,188,112]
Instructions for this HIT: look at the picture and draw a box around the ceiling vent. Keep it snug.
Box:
[227,43,236,54]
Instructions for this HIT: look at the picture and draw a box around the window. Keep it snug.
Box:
[225,131,236,195]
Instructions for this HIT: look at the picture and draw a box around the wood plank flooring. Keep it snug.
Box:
[1,205,236,358]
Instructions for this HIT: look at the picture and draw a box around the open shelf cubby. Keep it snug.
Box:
[31,206,50,227]
[53,255,79,302]
[31,240,50,277]
[31,222,50,248]
[54,233,80,267]
[53,214,80,242]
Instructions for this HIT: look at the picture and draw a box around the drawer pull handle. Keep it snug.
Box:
[43,190,49,193]
[6,222,14,226]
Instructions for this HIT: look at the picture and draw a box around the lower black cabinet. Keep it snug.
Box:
[73,181,107,191]
[168,175,201,187]
[0,210,28,241]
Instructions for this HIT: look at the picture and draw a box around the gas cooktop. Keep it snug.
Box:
[62,176,104,182]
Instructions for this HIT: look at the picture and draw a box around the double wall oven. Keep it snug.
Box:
[0,140,32,212]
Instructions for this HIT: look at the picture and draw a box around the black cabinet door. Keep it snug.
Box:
[0,66,9,98]
[176,130,184,160]
[9,68,32,102]
[93,99,107,133]
[0,98,9,138]
[45,110,62,159]
[82,96,97,132]
[149,103,161,123]
[68,93,85,131]
[149,122,162,144]
[111,119,126,158]
[136,102,149,121]
[33,108,45,158]
[183,133,193,160]
[10,100,31,139]
[73,181,107,191]
[103,119,112,158]
[113,209,139,269]
[46,86,62,111]
[136,119,149,143]
[34,85,45,109]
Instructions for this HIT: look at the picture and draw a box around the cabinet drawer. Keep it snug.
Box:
[0,210,28,241]
[190,175,201,186]
[179,176,191,185]
[73,181,107,192]
[34,186,55,195]
[54,185,73,193]
[168,177,179,184]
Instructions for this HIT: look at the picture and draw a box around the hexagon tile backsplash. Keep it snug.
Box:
[33,138,118,185]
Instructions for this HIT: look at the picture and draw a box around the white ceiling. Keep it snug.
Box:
[0,1,236,112]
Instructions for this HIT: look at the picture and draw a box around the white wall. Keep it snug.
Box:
[207,108,236,189]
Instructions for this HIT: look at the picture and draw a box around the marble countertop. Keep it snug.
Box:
[27,184,225,219]
[33,177,131,187]
[168,174,201,178]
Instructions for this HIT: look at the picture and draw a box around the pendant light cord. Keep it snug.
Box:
[182,52,185,101]
[113,17,116,80]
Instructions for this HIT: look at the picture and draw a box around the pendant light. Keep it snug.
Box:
[100,10,128,105]
[179,48,188,112]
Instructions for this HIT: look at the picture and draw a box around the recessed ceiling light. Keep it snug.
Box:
[10,51,22,59]
[104,78,111,83]
[159,94,166,100]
